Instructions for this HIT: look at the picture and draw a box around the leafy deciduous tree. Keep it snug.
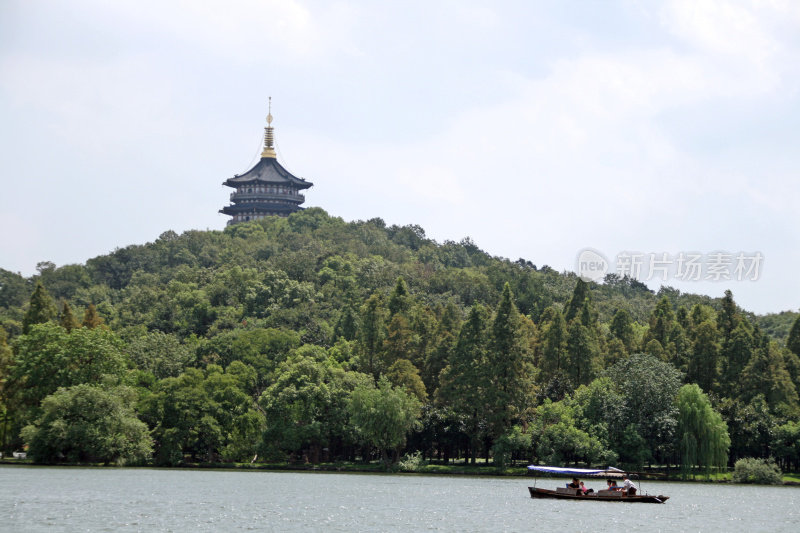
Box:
[347,377,422,466]
[21,384,152,465]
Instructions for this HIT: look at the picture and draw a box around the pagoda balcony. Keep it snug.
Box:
[230,191,305,203]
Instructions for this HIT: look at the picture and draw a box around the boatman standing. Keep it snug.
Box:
[622,474,637,495]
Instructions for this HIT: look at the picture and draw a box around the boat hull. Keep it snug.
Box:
[528,487,668,503]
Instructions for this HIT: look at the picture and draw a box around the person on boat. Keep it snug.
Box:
[607,479,622,491]
[622,475,637,496]
[567,478,580,489]
[579,481,594,494]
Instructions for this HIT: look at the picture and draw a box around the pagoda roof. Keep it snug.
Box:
[223,157,312,189]
[220,202,303,215]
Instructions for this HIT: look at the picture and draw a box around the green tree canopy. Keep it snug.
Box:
[59,302,79,332]
[347,377,421,466]
[609,309,635,354]
[260,354,370,461]
[486,283,535,437]
[564,279,589,324]
[386,358,427,403]
[530,398,616,466]
[688,319,719,393]
[21,384,152,465]
[676,383,730,478]
[81,303,105,329]
[605,353,683,466]
[788,314,800,357]
[436,302,490,463]
[9,323,128,425]
[141,365,264,465]
[22,281,57,334]
[539,308,567,383]
[357,293,388,381]
[126,331,194,379]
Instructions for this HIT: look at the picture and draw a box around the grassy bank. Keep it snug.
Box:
[2,458,798,485]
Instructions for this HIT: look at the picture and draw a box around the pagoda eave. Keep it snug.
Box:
[220,204,303,215]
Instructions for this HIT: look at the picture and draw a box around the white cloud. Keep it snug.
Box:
[85,0,361,66]
[662,0,779,63]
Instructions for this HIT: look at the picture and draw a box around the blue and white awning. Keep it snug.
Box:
[527,465,625,477]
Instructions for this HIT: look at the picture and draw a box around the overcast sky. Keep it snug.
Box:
[1,0,799,315]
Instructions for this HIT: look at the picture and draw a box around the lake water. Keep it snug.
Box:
[1,465,798,532]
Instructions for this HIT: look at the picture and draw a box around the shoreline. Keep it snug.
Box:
[2,459,797,485]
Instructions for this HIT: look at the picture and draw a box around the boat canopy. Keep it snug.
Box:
[527,465,625,477]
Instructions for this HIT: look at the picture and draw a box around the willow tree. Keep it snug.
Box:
[676,383,730,479]
[347,377,421,466]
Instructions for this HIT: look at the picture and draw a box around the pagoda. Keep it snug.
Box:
[220,101,313,224]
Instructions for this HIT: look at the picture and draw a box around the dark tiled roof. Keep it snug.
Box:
[223,157,313,189]
[220,202,302,215]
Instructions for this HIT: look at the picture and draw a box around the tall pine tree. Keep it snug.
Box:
[81,304,105,329]
[609,309,635,354]
[742,339,798,410]
[59,301,79,332]
[720,322,754,392]
[437,303,490,464]
[22,281,57,334]
[539,307,567,383]
[423,301,461,394]
[643,296,675,348]
[564,278,589,324]
[387,277,411,317]
[688,319,720,393]
[787,314,800,358]
[357,293,388,381]
[486,283,535,440]
[566,319,599,387]
[718,290,739,342]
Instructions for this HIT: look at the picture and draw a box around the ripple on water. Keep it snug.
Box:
[0,467,797,532]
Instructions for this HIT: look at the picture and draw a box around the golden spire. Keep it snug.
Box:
[261,97,277,159]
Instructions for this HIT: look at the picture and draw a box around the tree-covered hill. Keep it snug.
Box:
[1,208,798,472]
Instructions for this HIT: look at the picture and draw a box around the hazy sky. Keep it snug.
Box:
[1,0,799,315]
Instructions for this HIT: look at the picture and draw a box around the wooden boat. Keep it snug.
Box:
[527,465,669,504]
[528,486,669,503]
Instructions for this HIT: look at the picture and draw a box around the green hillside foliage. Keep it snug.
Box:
[1,209,798,472]
[757,311,799,342]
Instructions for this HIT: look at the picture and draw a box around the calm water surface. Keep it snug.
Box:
[1,465,797,532]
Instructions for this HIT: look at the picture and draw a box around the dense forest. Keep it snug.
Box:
[1,208,799,475]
